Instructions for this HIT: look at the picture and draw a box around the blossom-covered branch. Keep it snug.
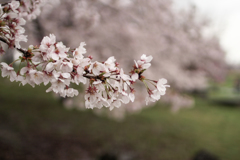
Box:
[0,0,169,110]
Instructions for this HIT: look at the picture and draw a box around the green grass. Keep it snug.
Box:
[0,77,240,160]
[208,71,240,105]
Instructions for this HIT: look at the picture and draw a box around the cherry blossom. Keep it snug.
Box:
[0,1,27,48]
[0,62,17,82]
[157,78,170,95]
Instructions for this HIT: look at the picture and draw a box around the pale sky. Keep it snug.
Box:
[174,0,240,65]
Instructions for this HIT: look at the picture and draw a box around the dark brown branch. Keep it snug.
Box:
[1,0,12,6]
[83,73,105,80]
[0,36,28,57]
[1,0,21,6]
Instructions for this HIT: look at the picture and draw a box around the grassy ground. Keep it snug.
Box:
[0,77,240,160]
[208,71,240,105]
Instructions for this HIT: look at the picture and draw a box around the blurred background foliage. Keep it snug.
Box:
[1,0,240,159]
[20,0,228,114]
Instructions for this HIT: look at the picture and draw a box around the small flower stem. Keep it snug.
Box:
[0,37,28,56]
[9,58,20,66]
[17,60,22,72]
[142,80,149,89]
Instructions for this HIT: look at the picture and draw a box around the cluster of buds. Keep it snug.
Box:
[0,1,169,110]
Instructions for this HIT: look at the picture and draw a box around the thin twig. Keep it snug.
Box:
[1,0,21,6]
[0,36,28,56]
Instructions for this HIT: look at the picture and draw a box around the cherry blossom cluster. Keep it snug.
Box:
[0,33,169,110]
[0,0,49,51]
[0,0,169,110]
[17,0,60,20]
[17,0,46,20]
[0,1,27,49]
[131,55,170,105]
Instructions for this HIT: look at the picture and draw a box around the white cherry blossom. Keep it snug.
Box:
[9,1,20,13]
[141,54,153,63]
[29,70,43,85]
[60,61,73,73]
[131,73,139,81]
[39,34,56,53]
[73,42,86,59]
[0,62,17,82]
[89,61,107,75]
[157,78,170,95]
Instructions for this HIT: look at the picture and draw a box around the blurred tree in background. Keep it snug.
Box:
[21,0,227,116]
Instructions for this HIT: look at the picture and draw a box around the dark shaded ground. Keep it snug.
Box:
[0,133,92,160]
[0,77,240,160]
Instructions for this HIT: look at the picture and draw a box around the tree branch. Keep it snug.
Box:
[0,37,28,57]
[1,0,22,7]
